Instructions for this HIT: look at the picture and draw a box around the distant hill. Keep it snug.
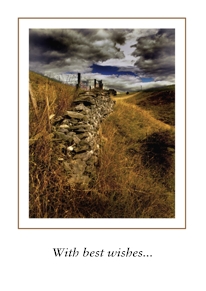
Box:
[124,85,175,126]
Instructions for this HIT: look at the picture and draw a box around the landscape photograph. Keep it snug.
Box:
[29,28,175,219]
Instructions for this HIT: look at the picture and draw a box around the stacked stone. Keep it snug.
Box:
[52,90,115,187]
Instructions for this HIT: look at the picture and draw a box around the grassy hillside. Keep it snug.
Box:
[29,72,175,218]
[97,89,175,218]
[124,85,175,126]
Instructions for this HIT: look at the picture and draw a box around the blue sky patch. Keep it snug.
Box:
[91,64,136,76]
[141,77,154,82]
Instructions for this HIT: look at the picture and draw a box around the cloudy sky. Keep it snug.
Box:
[29,28,175,92]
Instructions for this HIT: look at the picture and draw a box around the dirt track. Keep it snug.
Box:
[113,92,140,101]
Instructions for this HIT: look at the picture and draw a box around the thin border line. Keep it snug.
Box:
[185,18,187,229]
[18,17,20,229]
[18,17,186,19]
[19,228,185,230]
[18,17,186,230]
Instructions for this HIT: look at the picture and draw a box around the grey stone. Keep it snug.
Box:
[67,132,76,137]
[67,146,74,152]
[70,124,91,130]
[73,128,89,133]
[68,175,91,185]
[74,103,91,113]
[73,136,81,144]
[64,111,88,120]
[71,159,87,174]
[54,131,67,140]
[63,162,72,172]
[51,116,64,125]
[79,139,90,146]
[83,133,93,143]
[74,144,90,153]
[62,119,70,125]
[68,119,79,125]
[73,95,96,105]
[86,155,98,166]
[76,132,90,139]
[78,91,97,97]
[58,128,69,134]
[59,124,70,129]
[73,150,93,161]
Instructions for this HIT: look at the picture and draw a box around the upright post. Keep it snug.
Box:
[78,73,81,88]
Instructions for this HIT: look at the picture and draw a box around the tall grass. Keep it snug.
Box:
[95,100,175,218]
[29,71,77,138]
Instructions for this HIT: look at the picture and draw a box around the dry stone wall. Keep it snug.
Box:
[51,90,115,187]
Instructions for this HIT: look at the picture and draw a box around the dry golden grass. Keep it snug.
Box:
[29,71,78,138]
[29,72,175,218]
[95,97,175,218]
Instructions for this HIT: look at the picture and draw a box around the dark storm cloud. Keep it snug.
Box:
[29,29,127,72]
[76,29,129,45]
[131,29,175,81]
[109,29,129,45]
